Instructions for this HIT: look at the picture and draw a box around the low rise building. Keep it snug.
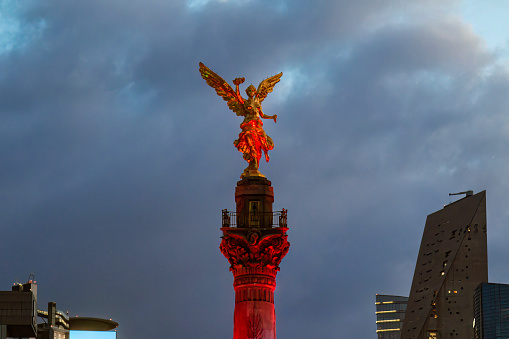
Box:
[375,294,408,339]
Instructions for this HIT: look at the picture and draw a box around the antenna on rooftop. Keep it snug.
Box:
[449,190,473,197]
[28,273,36,283]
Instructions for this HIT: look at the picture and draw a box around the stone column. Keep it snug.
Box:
[220,177,290,339]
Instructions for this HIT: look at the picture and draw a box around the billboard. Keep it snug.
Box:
[70,331,117,339]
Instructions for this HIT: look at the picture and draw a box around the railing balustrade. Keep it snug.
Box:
[222,209,287,228]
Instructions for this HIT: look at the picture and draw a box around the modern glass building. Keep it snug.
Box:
[375,294,408,339]
[474,283,509,339]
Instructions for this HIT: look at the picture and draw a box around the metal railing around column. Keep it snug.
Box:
[222,209,287,228]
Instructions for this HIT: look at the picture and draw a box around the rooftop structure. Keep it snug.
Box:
[37,301,69,339]
[0,281,38,339]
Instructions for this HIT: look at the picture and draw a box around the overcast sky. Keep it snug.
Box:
[2,0,509,338]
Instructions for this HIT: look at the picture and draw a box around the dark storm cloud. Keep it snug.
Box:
[2,0,509,338]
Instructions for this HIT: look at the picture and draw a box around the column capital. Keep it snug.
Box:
[220,229,290,277]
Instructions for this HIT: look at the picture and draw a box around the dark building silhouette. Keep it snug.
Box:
[402,190,488,339]
[1,281,117,339]
[0,281,37,339]
[375,294,408,339]
[473,283,509,339]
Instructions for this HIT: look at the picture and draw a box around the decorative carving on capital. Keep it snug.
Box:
[247,230,261,245]
[220,232,290,272]
[234,275,276,289]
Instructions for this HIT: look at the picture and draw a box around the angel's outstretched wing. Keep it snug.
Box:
[256,72,283,102]
[199,62,244,116]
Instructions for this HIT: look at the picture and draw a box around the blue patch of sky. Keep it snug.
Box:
[69,331,116,339]
[461,0,509,51]
[274,67,307,103]
[186,0,287,12]
[0,0,46,55]
[187,0,209,10]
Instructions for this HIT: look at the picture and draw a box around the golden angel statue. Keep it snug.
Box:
[199,62,283,178]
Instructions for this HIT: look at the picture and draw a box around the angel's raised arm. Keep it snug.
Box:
[233,77,245,99]
[199,62,244,116]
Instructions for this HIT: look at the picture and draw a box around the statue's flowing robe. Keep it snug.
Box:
[235,119,274,164]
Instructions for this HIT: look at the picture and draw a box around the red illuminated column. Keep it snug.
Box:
[220,177,290,339]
